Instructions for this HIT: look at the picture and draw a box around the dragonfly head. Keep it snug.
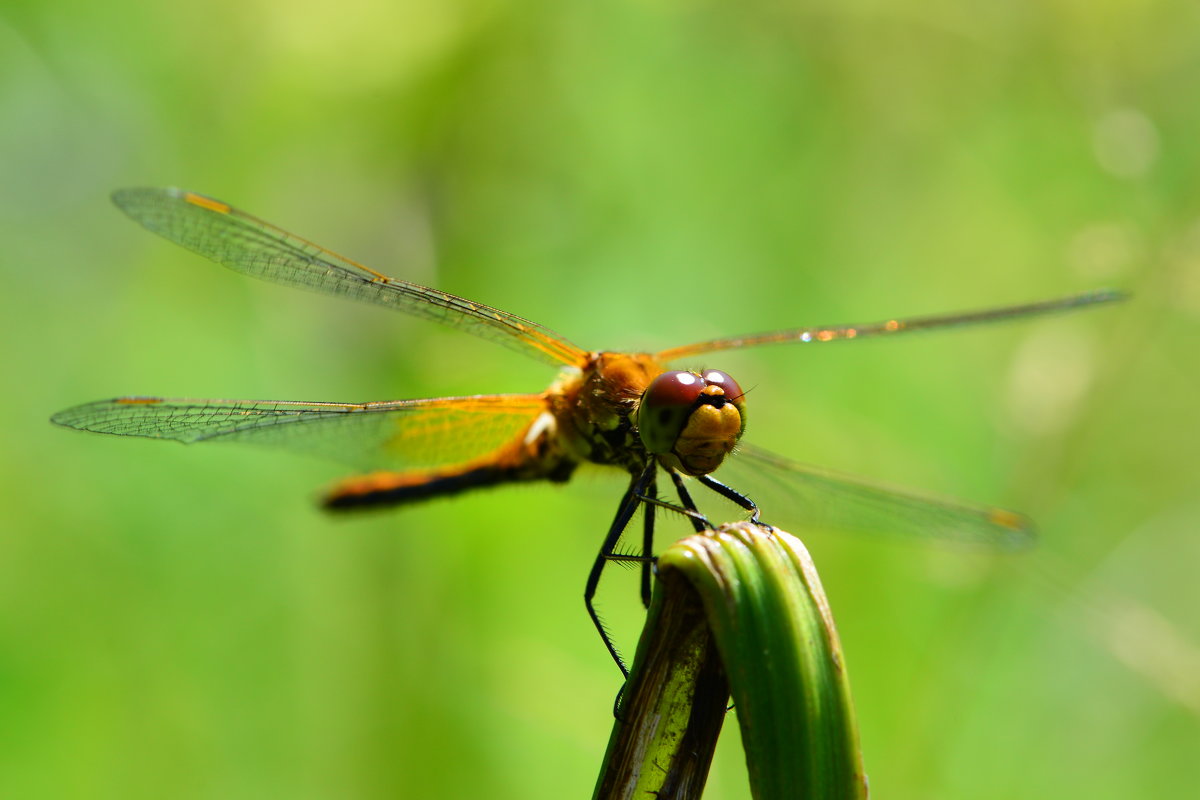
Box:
[636,369,746,476]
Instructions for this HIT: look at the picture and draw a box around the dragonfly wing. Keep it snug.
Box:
[111,188,590,368]
[711,443,1035,550]
[656,289,1126,362]
[51,394,549,472]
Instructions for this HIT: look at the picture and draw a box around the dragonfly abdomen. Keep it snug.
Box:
[324,456,578,510]
[324,412,580,510]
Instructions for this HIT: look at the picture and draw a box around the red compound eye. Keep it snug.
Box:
[699,369,744,408]
[637,371,705,455]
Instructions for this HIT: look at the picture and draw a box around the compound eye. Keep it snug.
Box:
[637,370,704,455]
[700,369,744,408]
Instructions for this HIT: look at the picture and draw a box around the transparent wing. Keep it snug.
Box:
[112,188,590,368]
[51,394,548,472]
[656,289,1126,362]
[710,443,1035,550]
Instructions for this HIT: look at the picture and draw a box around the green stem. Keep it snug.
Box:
[593,522,866,800]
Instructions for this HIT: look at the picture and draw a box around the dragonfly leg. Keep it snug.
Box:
[635,492,712,529]
[697,474,762,524]
[585,461,657,677]
[640,472,656,609]
[668,470,712,533]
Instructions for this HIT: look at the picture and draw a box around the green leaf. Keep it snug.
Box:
[594,522,866,800]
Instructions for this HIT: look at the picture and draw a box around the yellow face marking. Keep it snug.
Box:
[183,192,231,214]
[681,404,741,442]
[672,404,743,475]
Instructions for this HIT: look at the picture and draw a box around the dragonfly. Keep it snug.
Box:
[52,188,1125,674]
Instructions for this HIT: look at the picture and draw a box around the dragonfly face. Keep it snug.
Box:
[51,187,1126,675]
[637,369,746,476]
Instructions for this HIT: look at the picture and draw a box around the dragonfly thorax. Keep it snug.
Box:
[550,352,661,474]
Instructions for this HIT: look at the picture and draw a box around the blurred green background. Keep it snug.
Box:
[3,1,1198,797]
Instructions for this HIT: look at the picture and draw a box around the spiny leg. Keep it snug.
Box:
[669,470,711,533]
[640,471,657,609]
[635,492,712,529]
[585,461,657,677]
[697,473,761,523]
